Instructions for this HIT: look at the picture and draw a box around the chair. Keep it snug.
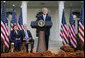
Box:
[21,42,33,53]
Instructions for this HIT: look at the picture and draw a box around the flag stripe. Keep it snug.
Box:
[70,39,76,48]
[79,22,84,31]
[17,8,23,30]
[21,25,23,30]
[69,25,76,41]
[60,9,69,46]
[69,26,77,45]
[79,29,84,38]
[1,21,9,36]
[79,2,84,46]
[69,7,77,48]
[1,3,9,49]
[1,21,9,48]
[79,33,84,42]
[17,23,21,30]
[63,30,68,43]
[1,34,9,48]
[69,26,77,48]
[1,21,9,42]
[70,35,77,46]
[63,39,67,45]
[11,6,17,30]
[79,34,84,45]
[63,26,68,37]
[72,25,76,34]
[1,29,9,44]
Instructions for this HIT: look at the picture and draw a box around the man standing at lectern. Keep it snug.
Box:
[36,8,52,50]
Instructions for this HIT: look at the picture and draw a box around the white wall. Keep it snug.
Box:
[26,7,80,41]
[27,8,41,39]
[26,8,59,41]
[6,7,81,41]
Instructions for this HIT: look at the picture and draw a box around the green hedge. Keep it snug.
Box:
[1,41,3,53]
[68,34,84,51]
[1,34,84,53]
[1,37,11,53]
[76,34,84,51]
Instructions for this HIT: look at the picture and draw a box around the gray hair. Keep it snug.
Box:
[23,24,27,26]
[42,8,48,12]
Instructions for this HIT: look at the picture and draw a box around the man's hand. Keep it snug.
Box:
[23,38,26,40]
[28,38,32,41]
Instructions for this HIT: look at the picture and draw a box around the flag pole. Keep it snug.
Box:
[2,1,6,53]
[3,44,5,53]
[1,40,3,53]
[81,1,84,51]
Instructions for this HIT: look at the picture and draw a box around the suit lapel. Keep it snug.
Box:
[23,30,25,37]
[27,30,29,35]
[45,15,48,21]
[27,30,29,38]
[42,15,44,20]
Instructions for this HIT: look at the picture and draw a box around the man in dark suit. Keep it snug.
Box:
[36,8,52,50]
[21,24,34,53]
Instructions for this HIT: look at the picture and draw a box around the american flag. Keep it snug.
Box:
[69,7,77,48]
[1,2,9,49]
[79,2,84,46]
[60,9,69,46]
[17,8,23,30]
[11,6,17,30]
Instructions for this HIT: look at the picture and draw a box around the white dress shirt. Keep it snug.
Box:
[43,14,46,21]
[24,29,29,40]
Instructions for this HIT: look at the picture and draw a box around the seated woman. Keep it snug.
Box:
[10,25,22,52]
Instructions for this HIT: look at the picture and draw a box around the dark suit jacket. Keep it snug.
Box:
[21,30,33,42]
[36,14,52,36]
[10,30,22,43]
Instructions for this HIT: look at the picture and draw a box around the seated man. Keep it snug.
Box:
[21,24,34,53]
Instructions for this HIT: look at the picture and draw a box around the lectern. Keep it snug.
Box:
[31,20,52,52]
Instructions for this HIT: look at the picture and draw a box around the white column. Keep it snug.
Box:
[58,1,64,41]
[75,18,78,34]
[21,1,28,25]
[8,14,12,34]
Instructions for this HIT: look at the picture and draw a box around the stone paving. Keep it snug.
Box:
[32,38,63,54]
